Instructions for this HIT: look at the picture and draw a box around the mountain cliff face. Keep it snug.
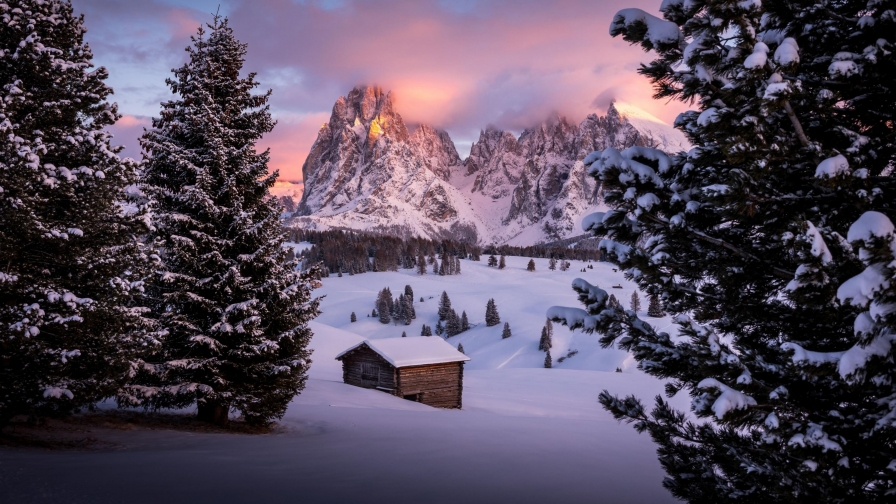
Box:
[292,86,688,245]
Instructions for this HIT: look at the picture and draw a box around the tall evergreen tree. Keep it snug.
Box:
[629,291,641,313]
[435,319,444,336]
[0,0,157,425]
[454,256,461,274]
[501,322,512,339]
[647,295,664,318]
[446,310,460,337]
[138,16,320,425]
[544,351,552,369]
[416,251,427,275]
[376,289,390,324]
[499,254,506,269]
[539,319,553,351]
[460,311,470,332]
[438,291,452,320]
[404,285,414,300]
[550,0,896,501]
[485,298,500,327]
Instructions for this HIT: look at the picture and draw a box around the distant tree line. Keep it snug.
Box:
[287,228,602,276]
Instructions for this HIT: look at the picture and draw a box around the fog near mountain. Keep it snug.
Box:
[288,86,689,245]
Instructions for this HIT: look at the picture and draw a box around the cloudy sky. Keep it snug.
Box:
[73,0,688,183]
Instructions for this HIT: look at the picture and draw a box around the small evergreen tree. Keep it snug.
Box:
[416,252,427,275]
[560,260,570,271]
[539,320,553,351]
[499,254,506,269]
[401,331,406,338]
[377,289,391,324]
[544,351,552,369]
[432,258,439,275]
[488,254,498,267]
[549,257,557,270]
[461,311,470,332]
[405,294,416,320]
[446,310,461,337]
[630,291,641,312]
[457,343,465,355]
[454,256,461,274]
[420,296,424,303]
[435,319,444,336]
[138,16,321,425]
[421,324,432,337]
[526,259,536,271]
[485,298,500,327]
[647,295,664,318]
[405,285,414,300]
[350,312,357,323]
[438,291,452,320]
[501,322,512,339]
[607,294,619,309]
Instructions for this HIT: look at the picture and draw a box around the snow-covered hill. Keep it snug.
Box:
[289,86,689,245]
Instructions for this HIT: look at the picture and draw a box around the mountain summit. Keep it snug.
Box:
[291,86,688,244]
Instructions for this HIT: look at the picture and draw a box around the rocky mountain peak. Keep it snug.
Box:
[409,124,462,181]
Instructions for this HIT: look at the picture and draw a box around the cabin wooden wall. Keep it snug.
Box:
[396,362,464,409]
[340,346,396,390]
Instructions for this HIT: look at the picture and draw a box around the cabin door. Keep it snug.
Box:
[360,362,380,387]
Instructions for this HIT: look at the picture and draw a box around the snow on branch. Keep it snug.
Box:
[546,306,599,333]
[610,8,683,51]
[696,378,757,420]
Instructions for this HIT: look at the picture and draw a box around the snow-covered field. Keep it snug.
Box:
[1,255,688,504]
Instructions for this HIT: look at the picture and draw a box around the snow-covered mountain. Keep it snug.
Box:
[291,85,689,244]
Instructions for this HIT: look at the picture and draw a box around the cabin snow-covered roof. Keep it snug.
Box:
[335,337,471,368]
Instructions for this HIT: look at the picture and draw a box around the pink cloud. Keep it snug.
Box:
[77,0,690,184]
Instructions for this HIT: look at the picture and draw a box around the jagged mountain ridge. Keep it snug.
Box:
[291,85,689,245]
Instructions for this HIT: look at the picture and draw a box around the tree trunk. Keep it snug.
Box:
[197,401,229,426]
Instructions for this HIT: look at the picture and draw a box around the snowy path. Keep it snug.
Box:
[1,258,686,504]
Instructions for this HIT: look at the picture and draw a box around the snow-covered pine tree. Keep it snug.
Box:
[416,251,427,275]
[548,1,896,501]
[399,295,412,326]
[137,16,320,425]
[435,320,444,336]
[606,294,619,309]
[539,320,553,351]
[446,310,460,337]
[350,312,357,323]
[499,254,506,269]
[404,285,414,300]
[501,322,512,339]
[421,324,432,337]
[460,311,470,332]
[405,294,416,320]
[549,257,557,270]
[544,351,552,369]
[392,296,404,326]
[0,0,157,425]
[647,295,664,318]
[526,259,535,271]
[376,290,390,324]
[629,291,641,313]
[488,254,498,267]
[485,298,500,327]
[560,260,570,272]
[438,291,452,320]
[457,343,465,355]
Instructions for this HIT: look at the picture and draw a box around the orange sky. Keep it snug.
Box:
[81,0,689,183]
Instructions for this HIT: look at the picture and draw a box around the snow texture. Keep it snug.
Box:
[815,154,850,178]
[697,378,757,419]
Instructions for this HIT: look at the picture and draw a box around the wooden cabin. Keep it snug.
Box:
[335,337,470,409]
